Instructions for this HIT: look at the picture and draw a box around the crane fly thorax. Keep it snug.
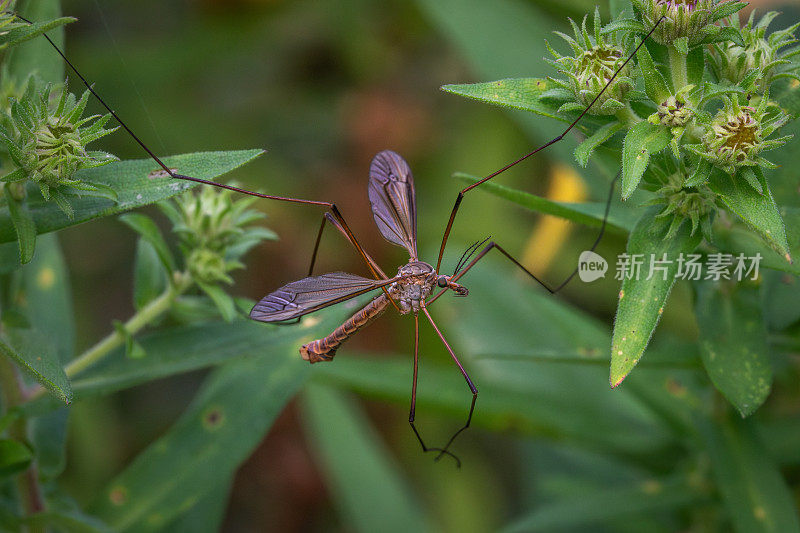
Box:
[390,261,437,314]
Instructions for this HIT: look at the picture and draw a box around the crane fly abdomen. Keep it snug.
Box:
[300,294,390,363]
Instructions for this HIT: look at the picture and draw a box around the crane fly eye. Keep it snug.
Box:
[437,276,448,288]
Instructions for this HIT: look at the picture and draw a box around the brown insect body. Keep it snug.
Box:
[300,293,390,363]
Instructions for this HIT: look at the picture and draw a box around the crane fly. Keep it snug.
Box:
[13,9,666,464]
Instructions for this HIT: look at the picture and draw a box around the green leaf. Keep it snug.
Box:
[0,327,71,403]
[302,384,431,533]
[621,122,671,200]
[456,173,639,233]
[575,122,625,168]
[673,37,689,55]
[0,439,32,478]
[685,158,713,187]
[762,270,800,331]
[695,281,772,417]
[686,46,705,86]
[700,414,800,533]
[20,233,74,479]
[160,478,231,533]
[197,280,237,322]
[5,184,37,264]
[636,43,670,103]
[9,0,65,83]
[119,213,176,274]
[112,321,146,360]
[0,150,264,245]
[610,207,702,387]
[89,330,322,531]
[442,79,568,123]
[23,511,112,533]
[133,239,168,311]
[709,168,790,260]
[503,475,705,532]
[1,17,75,50]
[72,295,357,396]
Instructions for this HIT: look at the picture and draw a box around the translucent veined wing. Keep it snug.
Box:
[368,150,418,260]
[250,272,396,322]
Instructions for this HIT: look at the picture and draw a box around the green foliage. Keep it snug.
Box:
[444,3,800,395]
[0,1,797,532]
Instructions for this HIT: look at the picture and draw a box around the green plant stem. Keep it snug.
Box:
[0,357,44,527]
[26,280,190,403]
[65,286,181,377]
[668,46,688,90]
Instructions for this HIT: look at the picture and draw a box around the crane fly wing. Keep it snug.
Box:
[368,150,418,260]
[250,272,394,322]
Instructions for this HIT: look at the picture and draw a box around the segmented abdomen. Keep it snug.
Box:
[300,294,389,363]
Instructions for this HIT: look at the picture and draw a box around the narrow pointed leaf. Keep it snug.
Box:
[0,328,71,403]
[701,414,800,532]
[636,43,670,103]
[5,185,37,264]
[575,122,625,167]
[621,122,671,199]
[442,79,569,122]
[0,150,264,245]
[0,439,33,478]
[457,173,639,233]
[89,341,310,531]
[695,281,772,417]
[610,207,702,387]
[133,239,168,311]
[302,385,430,533]
[503,475,705,532]
[709,168,790,260]
[118,213,175,274]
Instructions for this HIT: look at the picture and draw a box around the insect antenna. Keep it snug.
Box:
[453,236,491,276]
[451,238,482,276]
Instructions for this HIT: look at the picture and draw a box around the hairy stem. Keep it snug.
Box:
[615,104,641,127]
[668,46,688,90]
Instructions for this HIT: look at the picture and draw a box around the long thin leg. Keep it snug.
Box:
[408,314,461,467]
[434,16,665,273]
[308,213,386,278]
[12,14,402,309]
[428,170,619,305]
[421,306,477,462]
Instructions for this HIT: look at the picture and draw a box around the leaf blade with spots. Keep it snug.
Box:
[696,280,772,417]
[621,122,670,200]
[610,207,702,387]
[701,414,800,532]
[442,78,569,123]
[88,303,356,532]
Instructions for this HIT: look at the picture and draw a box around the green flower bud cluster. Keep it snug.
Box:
[646,169,716,240]
[160,187,276,286]
[0,79,117,216]
[686,94,790,174]
[709,11,800,92]
[632,0,744,47]
[546,8,633,116]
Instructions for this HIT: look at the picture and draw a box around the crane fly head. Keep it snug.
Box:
[436,274,468,296]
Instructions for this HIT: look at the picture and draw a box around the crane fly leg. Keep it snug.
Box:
[308,213,386,278]
[408,314,461,467]
[421,307,477,464]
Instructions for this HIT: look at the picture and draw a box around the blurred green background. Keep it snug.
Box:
[46,0,800,531]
